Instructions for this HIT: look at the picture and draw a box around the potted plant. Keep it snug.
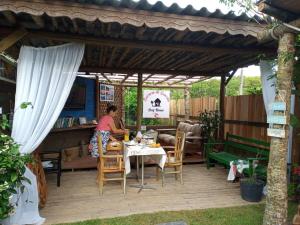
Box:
[240,160,264,202]
[0,110,31,220]
[199,110,221,142]
[288,164,300,202]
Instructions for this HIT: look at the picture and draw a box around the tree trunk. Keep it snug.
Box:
[263,32,295,225]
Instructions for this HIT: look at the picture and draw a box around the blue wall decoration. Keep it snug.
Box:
[60,77,95,120]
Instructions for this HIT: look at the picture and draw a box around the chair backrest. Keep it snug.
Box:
[174,131,186,162]
[97,134,104,157]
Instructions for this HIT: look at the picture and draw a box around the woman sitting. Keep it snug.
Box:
[89,105,127,157]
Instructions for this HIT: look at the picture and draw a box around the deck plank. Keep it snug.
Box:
[40,164,254,224]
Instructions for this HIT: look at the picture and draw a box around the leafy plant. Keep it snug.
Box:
[0,109,32,219]
[199,110,221,141]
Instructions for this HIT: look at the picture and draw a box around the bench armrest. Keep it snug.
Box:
[204,142,224,157]
[247,157,268,161]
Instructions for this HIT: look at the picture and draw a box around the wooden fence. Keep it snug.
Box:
[170,95,269,142]
[224,95,268,142]
[170,97,217,116]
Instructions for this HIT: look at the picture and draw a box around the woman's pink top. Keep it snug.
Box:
[96,115,113,131]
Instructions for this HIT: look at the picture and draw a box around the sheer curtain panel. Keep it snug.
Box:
[1,43,84,225]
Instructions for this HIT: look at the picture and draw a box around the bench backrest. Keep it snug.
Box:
[224,133,270,158]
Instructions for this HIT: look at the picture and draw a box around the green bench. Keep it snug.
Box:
[205,133,270,179]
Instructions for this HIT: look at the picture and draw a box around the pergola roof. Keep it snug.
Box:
[0,0,277,87]
[257,0,300,22]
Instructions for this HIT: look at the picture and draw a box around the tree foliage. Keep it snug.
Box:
[0,114,31,220]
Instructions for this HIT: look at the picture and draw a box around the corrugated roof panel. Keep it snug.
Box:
[66,0,262,22]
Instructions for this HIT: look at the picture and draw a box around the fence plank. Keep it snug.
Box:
[170,95,268,141]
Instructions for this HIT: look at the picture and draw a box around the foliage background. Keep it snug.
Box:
[124,76,262,126]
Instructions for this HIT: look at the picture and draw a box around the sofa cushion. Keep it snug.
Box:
[158,134,175,145]
[191,124,202,136]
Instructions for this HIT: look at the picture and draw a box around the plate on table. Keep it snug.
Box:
[124,141,136,146]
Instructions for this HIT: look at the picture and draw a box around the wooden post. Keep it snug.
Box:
[95,75,100,120]
[219,75,226,140]
[121,86,126,125]
[263,32,295,225]
[136,73,143,131]
[184,86,190,120]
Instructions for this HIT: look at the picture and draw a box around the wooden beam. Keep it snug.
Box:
[117,48,130,67]
[123,49,147,68]
[0,28,27,52]
[184,86,190,120]
[3,11,16,25]
[0,52,17,66]
[29,31,275,55]
[71,19,79,33]
[31,15,44,28]
[136,73,143,131]
[156,75,177,85]
[95,74,100,119]
[142,74,153,83]
[121,73,132,84]
[2,0,265,37]
[119,83,189,89]
[257,2,298,22]
[170,76,190,85]
[219,75,226,140]
[100,73,112,83]
[225,69,237,86]
[257,18,300,43]
[107,47,117,67]
[141,50,168,69]
[80,66,221,77]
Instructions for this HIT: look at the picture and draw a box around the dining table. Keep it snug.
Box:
[123,141,167,192]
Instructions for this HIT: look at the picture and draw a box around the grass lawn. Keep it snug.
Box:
[57,202,298,225]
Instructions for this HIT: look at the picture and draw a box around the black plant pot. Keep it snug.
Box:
[240,179,264,202]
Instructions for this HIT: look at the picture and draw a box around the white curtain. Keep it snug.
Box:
[260,60,276,114]
[259,60,294,164]
[1,43,84,225]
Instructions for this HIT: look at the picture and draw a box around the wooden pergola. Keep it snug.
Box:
[0,0,278,135]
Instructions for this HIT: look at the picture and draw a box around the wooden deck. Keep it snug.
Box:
[41,164,253,225]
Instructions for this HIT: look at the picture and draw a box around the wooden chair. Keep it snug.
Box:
[157,131,186,186]
[97,136,126,195]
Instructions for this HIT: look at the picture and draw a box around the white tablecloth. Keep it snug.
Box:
[124,144,167,175]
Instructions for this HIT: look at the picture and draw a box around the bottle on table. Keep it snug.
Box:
[124,129,129,142]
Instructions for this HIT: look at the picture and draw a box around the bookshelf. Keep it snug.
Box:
[51,124,96,133]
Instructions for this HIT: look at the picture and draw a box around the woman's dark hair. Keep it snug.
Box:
[107,105,117,114]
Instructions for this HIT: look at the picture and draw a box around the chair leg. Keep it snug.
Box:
[162,169,165,187]
[156,166,160,181]
[99,173,104,195]
[206,157,210,169]
[180,165,183,185]
[174,166,178,180]
[123,172,126,195]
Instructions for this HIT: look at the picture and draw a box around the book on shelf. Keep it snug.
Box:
[54,117,76,129]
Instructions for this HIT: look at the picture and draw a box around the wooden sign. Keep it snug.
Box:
[143,90,170,118]
[269,102,286,111]
[267,128,286,138]
[267,115,287,125]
